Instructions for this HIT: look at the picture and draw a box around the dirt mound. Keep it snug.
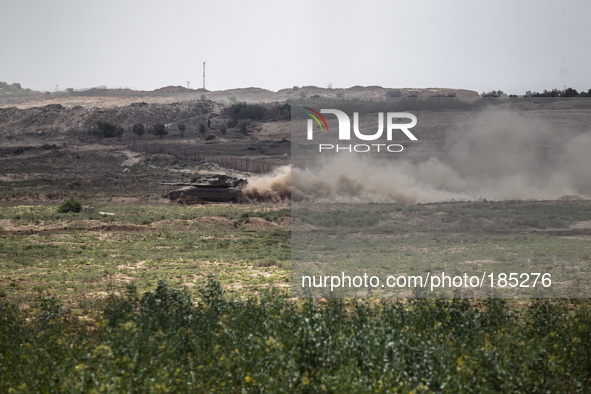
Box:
[559,195,583,201]
[152,86,206,95]
[277,217,291,227]
[150,219,189,228]
[191,216,235,227]
[245,217,276,228]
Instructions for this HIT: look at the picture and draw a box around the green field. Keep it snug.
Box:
[0,202,291,303]
[1,199,591,392]
[292,200,591,298]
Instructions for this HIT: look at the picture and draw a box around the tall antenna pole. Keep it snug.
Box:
[203,62,206,89]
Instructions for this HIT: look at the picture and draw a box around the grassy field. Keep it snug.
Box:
[1,198,591,392]
[0,202,291,305]
[293,200,591,297]
[2,103,591,391]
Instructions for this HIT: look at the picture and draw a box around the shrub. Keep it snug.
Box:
[240,121,248,135]
[200,94,207,100]
[1,280,591,392]
[198,123,206,134]
[256,257,278,267]
[228,102,290,121]
[385,89,403,98]
[56,198,82,213]
[230,102,266,120]
[220,124,227,135]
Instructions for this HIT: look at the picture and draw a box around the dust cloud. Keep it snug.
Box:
[249,109,591,203]
[242,165,291,202]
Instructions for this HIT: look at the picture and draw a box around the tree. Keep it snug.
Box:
[481,90,505,98]
[178,123,186,138]
[96,121,124,139]
[133,123,145,139]
[562,87,578,97]
[153,123,167,138]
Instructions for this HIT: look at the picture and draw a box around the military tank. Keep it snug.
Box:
[162,174,247,202]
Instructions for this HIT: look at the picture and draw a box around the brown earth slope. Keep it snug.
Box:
[0,85,479,109]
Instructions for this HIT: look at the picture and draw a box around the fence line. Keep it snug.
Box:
[129,141,281,174]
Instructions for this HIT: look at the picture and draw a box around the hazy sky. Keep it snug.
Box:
[1,0,590,94]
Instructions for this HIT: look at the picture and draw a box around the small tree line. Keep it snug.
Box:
[482,87,591,98]
[90,121,170,140]
[91,119,249,140]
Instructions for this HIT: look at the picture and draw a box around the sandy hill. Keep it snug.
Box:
[0,85,479,109]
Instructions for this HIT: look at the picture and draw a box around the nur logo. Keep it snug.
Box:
[305,109,417,141]
[304,108,418,153]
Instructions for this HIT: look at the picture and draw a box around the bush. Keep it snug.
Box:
[228,102,290,121]
[1,280,590,392]
[198,123,206,134]
[385,89,403,98]
[56,198,82,213]
[200,94,207,100]
[240,121,248,135]
[220,124,227,135]
[256,257,278,267]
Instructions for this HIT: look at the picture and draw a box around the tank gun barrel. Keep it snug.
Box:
[161,182,198,186]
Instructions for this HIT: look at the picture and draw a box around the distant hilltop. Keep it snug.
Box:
[0,82,479,109]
